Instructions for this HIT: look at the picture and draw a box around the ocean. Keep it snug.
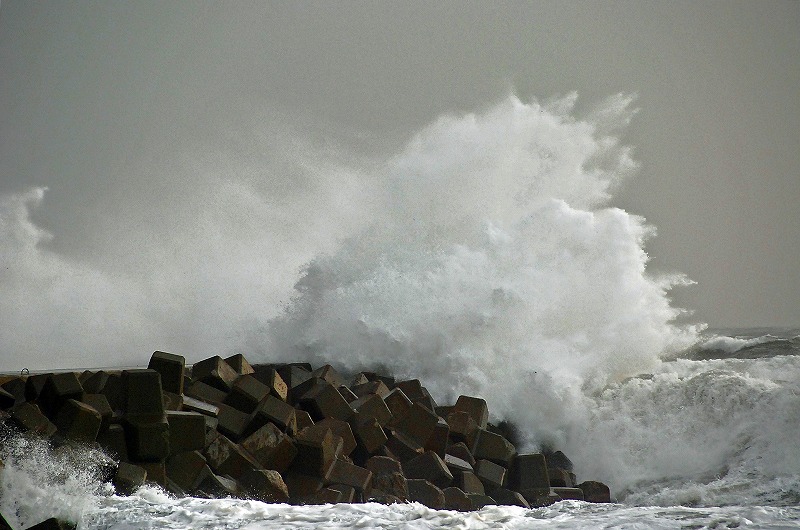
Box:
[1,329,798,529]
[1,96,798,528]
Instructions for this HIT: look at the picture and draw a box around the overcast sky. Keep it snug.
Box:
[1,0,798,346]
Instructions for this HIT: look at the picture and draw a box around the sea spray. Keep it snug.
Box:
[260,94,699,461]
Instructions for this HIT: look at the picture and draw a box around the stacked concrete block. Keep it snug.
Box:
[0,353,612,508]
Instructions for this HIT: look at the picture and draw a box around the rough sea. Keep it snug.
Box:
[1,96,798,528]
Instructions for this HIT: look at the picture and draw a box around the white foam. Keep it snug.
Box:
[698,334,782,354]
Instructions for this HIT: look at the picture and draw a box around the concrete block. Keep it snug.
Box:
[224,354,255,376]
[166,411,206,454]
[140,461,167,487]
[80,371,108,394]
[251,366,288,401]
[240,422,297,473]
[97,423,128,461]
[315,418,357,456]
[148,351,185,395]
[186,380,227,406]
[466,493,496,509]
[191,356,239,392]
[24,374,50,402]
[394,379,426,402]
[197,472,240,497]
[490,487,530,508]
[546,450,574,472]
[404,450,453,489]
[1,377,26,407]
[181,395,220,417]
[350,380,391,399]
[123,415,170,462]
[385,428,425,463]
[472,429,515,467]
[284,472,324,500]
[453,395,488,429]
[203,433,259,480]
[99,373,123,413]
[349,394,392,426]
[276,365,313,400]
[508,453,550,501]
[327,484,357,503]
[446,442,476,466]
[312,364,347,388]
[224,375,269,414]
[389,402,439,447]
[383,388,412,419]
[444,453,473,474]
[55,399,102,443]
[443,486,473,511]
[121,370,164,416]
[577,480,612,503]
[292,427,343,478]
[165,450,208,491]
[81,394,113,426]
[38,373,84,417]
[425,418,449,458]
[446,411,480,447]
[368,471,408,502]
[0,511,12,530]
[240,468,290,503]
[350,414,388,458]
[11,402,57,437]
[407,479,445,509]
[248,395,297,434]
[294,409,314,431]
[25,518,77,530]
[553,486,585,501]
[325,459,373,492]
[113,461,147,495]
[474,459,506,490]
[216,403,251,442]
[0,387,15,410]
[339,386,359,403]
[298,382,353,422]
[303,487,343,505]
[548,467,574,487]
[162,391,183,411]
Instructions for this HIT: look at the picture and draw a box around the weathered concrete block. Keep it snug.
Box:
[140,461,167,487]
[443,486,473,511]
[248,395,297,434]
[446,442,476,466]
[113,461,147,495]
[508,453,550,501]
[191,356,239,393]
[181,395,220,417]
[185,380,227,406]
[251,366,288,401]
[81,394,113,426]
[328,483,357,503]
[24,517,76,530]
[490,487,530,508]
[241,422,297,473]
[203,433,259,480]
[404,450,453,489]
[548,467,574,487]
[121,370,164,416]
[292,427,343,479]
[276,365,313,400]
[298,382,353,422]
[446,411,480,448]
[453,395,489,429]
[1,377,26,407]
[80,371,108,394]
[350,414,388,458]
[383,388,412,419]
[407,479,445,509]
[123,415,170,462]
[148,351,185,395]
[546,450,574,472]
[166,411,206,454]
[98,373,123,413]
[312,364,347,388]
[0,387,15,410]
[474,459,506,490]
[472,428,515,467]
[466,493,496,509]
[577,480,612,503]
[38,373,84,417]
[314,418,356,456]
[224,375,269,414]
[339,386,359,403]
[97,423,128,461]
[294,409,314,431]
[389,402,439,447]
[0,510,12,530]
[55,399,102,443]
[240,468,290,503]
[197,472,240,497]
[444,453,473,474]
[10,402,57,437]
[325,459,373,493]
[385,428,425,463]
[350,380,390,399]
[162,391,183,411]
[394,379,426,402]
[224,354,255,376]
[24,374,50,403]
[165,450,208,492]
[350,393,393,426]
[303,486,343,504]
[553,486,585,500]
[425,418,449,458]
[216,403,251,441]
[368,470,409,502]
[284,472,324,500]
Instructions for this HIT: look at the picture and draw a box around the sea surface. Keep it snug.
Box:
[1,329,798,529]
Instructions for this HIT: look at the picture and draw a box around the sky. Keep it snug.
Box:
[0,1,798,368]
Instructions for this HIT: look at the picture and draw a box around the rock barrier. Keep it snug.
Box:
[0,351,611,527]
